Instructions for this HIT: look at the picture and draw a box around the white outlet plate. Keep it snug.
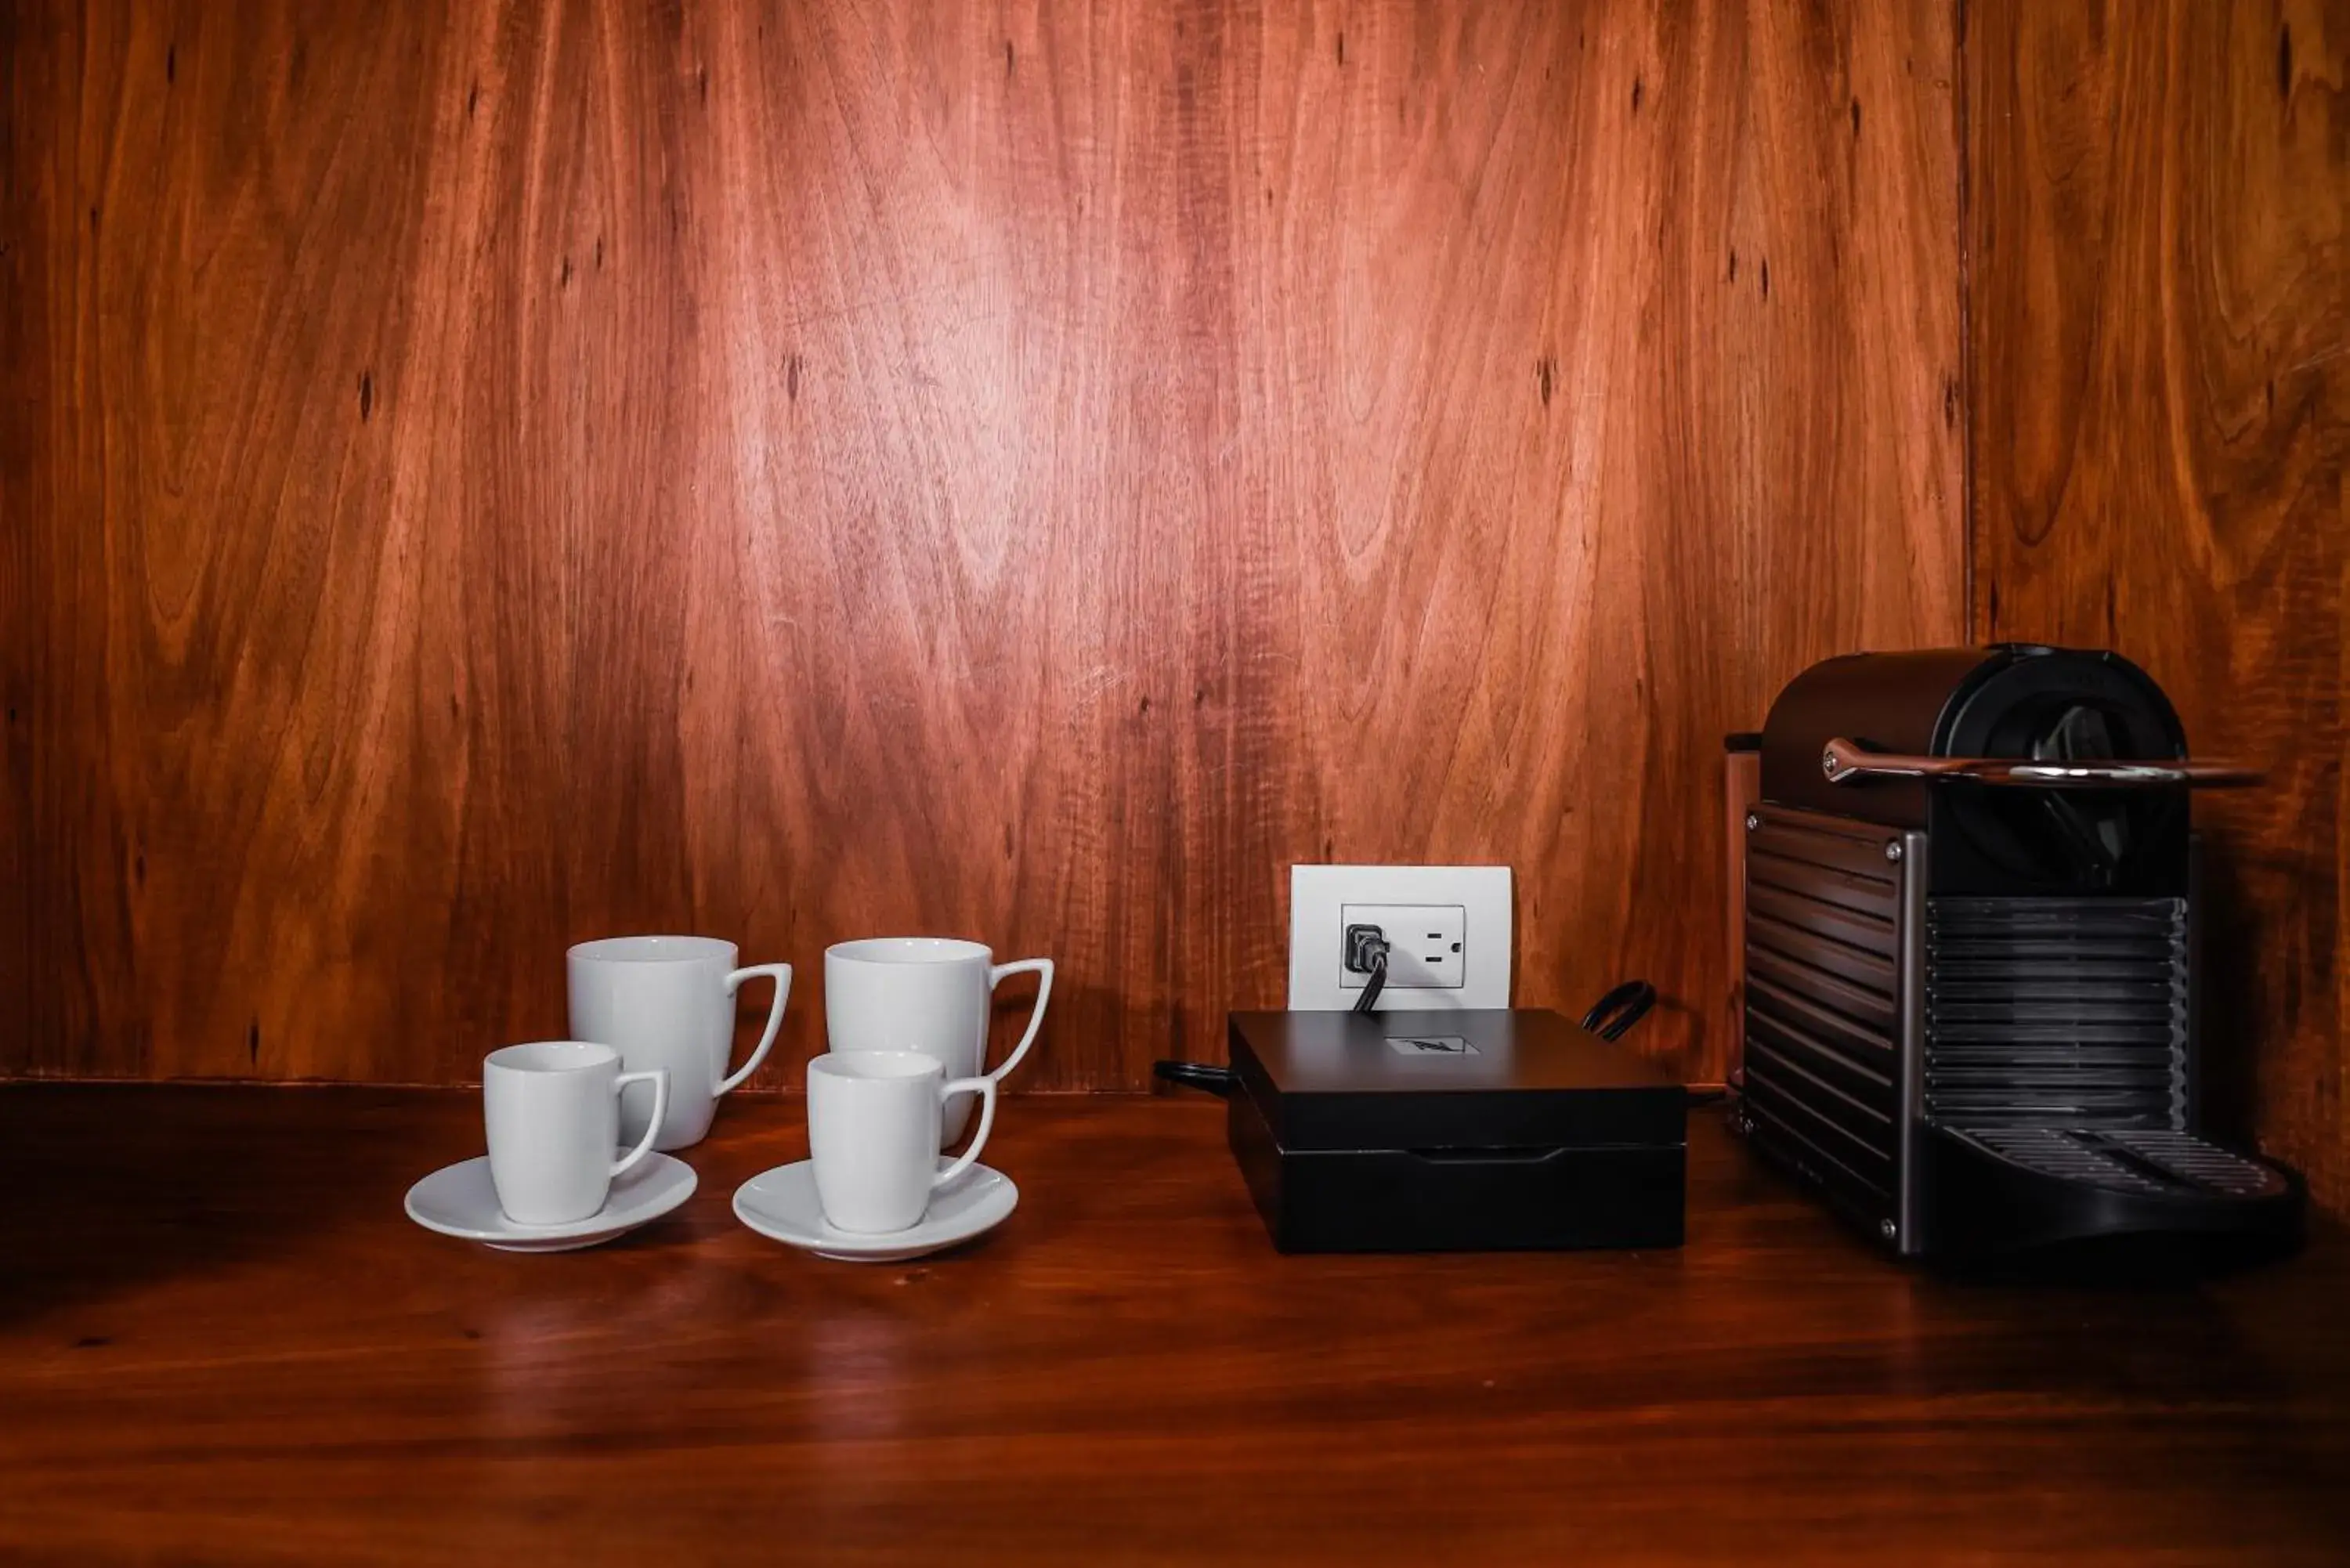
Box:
[1288,865,1512,1012]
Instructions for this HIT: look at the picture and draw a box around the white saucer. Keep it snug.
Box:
[732,1160,1018,1263]
[404,1154,698,1252]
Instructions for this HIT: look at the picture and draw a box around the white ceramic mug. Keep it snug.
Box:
[483,1041,668,1226]
[824,938,1052,1145]
[807,1050,996,1234]
[568,936,792,1151]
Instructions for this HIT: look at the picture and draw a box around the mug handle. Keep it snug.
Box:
[934,1075,996,1189]
[983,958,1054,1083]
[715,963,793,1095]
[610,1070,668,1178]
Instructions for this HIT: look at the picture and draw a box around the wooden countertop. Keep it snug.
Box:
[2,1086,2345,1565]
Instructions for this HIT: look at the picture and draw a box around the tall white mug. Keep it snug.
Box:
[824,938,1051,1146]
[808,1050,996,1234]
[568,936,792,1151]
[483,1041,668,1226]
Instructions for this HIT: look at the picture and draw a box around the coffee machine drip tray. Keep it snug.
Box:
[1925,1124,2299,1255]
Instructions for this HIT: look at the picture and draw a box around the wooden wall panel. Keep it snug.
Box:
[0,3,45,1081]
[1969,0,2349,1210]
[3,0,1962,1088]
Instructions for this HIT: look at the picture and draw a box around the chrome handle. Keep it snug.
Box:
[1821,737,2261,789]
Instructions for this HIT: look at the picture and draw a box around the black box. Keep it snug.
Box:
[1225,1009,1687,1253]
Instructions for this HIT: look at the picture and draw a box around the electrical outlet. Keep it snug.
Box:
[1288,865,1512,1012]
[1340,903,1466,989]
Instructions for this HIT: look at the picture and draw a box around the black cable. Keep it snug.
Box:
[1351,948,1389,1014]
[1152,1060,1237,1096]
[1162,973,1680,1100]
[1578,978,1657,1041]
[1159,925,1392,1095]
[1577,980,1716,1104]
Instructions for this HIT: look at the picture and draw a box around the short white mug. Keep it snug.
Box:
[824,938,1051,1145]
[808,1050,997,1234]
[569,936,792,1151]
[483,1041,668,1226]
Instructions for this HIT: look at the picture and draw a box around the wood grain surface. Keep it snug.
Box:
[1,1086,2344,1566]
[2,0,1963,1089]
[1967,0,2349,1212]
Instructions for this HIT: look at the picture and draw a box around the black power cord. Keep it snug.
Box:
[1574,980,1721,1104]
[1152,974,1722,1113]
[1152,1060,1237,1096]
[1578,978,1657,1041]
[1347,925,1392,1015]
[1155,923,1396,1093]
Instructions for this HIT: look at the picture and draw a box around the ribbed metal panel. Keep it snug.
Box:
[2100,1129,2285,1198]
[1924,897,2187,1129]
[1948,1126,2288,1201]
[1741,812,1906,1219]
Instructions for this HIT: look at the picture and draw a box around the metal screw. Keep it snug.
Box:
[1883,841,1904,862]
[1744,812,1760,832]
[1820,748,1838,777]
[1878,1219,1899,1242]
